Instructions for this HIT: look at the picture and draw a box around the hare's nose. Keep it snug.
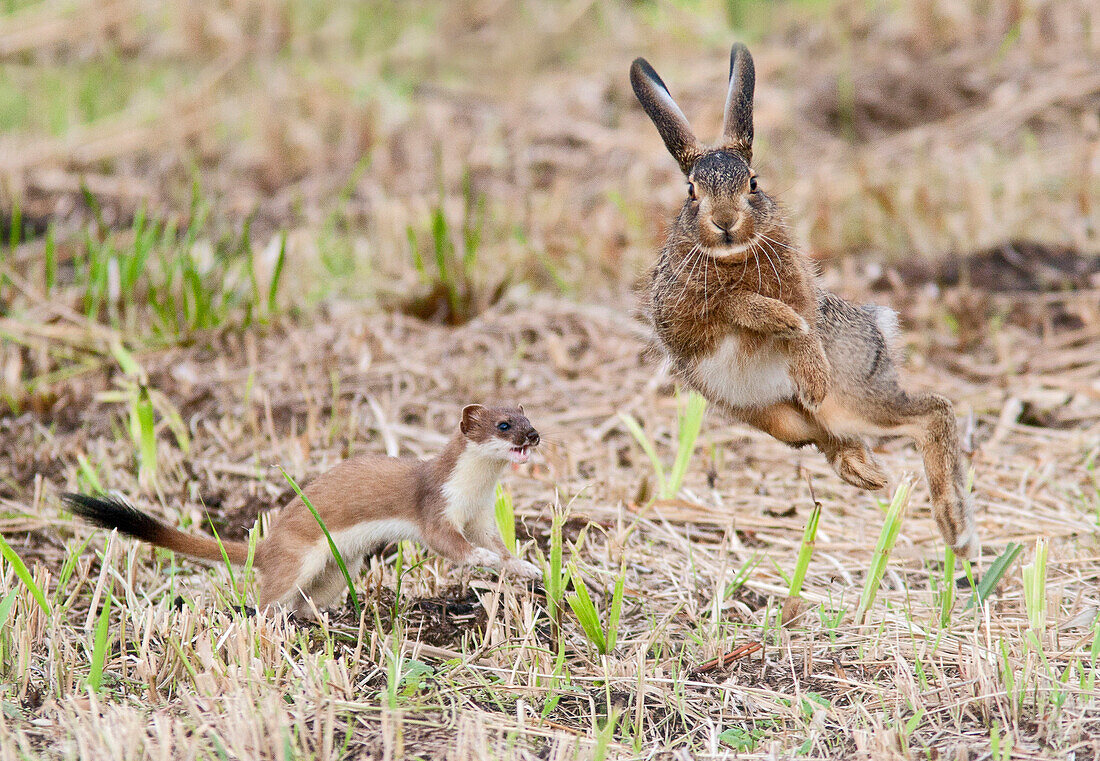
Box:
[711,218,734,234]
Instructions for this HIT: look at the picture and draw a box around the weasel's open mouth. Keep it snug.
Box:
[508,445,530,464]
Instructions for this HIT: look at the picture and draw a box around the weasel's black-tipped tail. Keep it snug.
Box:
[63,493,167,543]
[62,493,249,566]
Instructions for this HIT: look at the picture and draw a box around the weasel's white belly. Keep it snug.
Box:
[332,519,422,558]
[692,334,794,409]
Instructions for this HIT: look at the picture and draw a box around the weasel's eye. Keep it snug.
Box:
[749,176,758,193]
[497,422,511,431]
[687,182,697,201]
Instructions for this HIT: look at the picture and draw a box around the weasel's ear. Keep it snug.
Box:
[518,404,525,414]
[721,43,755,162]
[460,404,484,435]
[630,57,701,174]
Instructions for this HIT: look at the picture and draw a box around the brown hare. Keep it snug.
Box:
[629,44,976,556]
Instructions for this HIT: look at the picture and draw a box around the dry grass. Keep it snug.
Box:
[1,0,1100,759]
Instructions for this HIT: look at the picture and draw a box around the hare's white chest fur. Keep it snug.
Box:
[692,334,794,409]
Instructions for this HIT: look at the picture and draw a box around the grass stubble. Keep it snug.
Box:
[1,0,1100,758]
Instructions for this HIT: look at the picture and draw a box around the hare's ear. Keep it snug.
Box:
[721,43,755,162]
[630,57,701,174]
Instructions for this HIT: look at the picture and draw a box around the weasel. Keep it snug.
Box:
[63,404,543,618]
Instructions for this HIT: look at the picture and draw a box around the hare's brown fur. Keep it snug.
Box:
[631,44,976,555]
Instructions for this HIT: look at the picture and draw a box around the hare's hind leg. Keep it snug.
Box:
[819,438,888,491]
[888,393,974,557]
[742,402,887,490]
[824,392,975,556]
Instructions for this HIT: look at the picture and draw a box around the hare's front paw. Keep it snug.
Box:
[792,354,829,410]
[504,557,542,580]
[775,310,810,338]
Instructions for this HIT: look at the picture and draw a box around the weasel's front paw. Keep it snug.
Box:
[465,547,503,568]
[504,557,542,580]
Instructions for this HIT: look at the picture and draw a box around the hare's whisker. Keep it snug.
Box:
[752,241,763,293]
[702,251,711,316]
[757,229,799,256]
[758,236,783,298]
[674,245,704,310]
[670,244,699,288]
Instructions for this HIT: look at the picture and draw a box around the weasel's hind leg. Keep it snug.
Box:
[256,543,334,618]
[296,556,365,616]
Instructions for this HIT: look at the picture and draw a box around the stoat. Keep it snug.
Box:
[63,404,543,618]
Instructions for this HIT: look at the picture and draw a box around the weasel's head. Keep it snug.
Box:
[460,404,540,464]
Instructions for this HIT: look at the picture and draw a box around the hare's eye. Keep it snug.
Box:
[687,182,697,201]
[749,176,758,193]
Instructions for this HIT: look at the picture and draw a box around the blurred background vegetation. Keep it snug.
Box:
[0,0,1097,401]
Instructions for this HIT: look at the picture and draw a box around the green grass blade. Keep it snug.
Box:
[8,196,21,253]
[44,226,56,295]
[966,543,1023,610]
[565,565,606,653]
[203,512,238,601]
[619,412,665,496]
[86,583,113,693]
[53,533,96,605]
[76,454,104,494]
[606,558,627,652]
[109,340,144,379]
[268,233,287,315]
[0,588,19,630]
[0,534,50,616]
[788,500,822,599]
[150,389,191,454]
[279,466,360,617]
[1023,537,1048,633]
[494,484,516,555]
[855,480,910,625]
[241,525,259,610]
[542,508,569,638]
[666,391,706,498]
[131,385,158,487]
[939,546,957,627]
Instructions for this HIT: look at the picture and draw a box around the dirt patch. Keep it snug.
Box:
[196,489,280,542]
[889,241,1100,293]
[869,240,1100,342]
[517,513,602,555]
[357,585,488,648]
[403,586,488,647]
[807,53,992,139]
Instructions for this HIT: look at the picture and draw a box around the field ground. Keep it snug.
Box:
[1,0,1100,759]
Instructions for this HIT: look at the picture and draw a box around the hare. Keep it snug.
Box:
[629,44,976,556]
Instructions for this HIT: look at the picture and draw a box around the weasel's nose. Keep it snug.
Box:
[526,429,540,445]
